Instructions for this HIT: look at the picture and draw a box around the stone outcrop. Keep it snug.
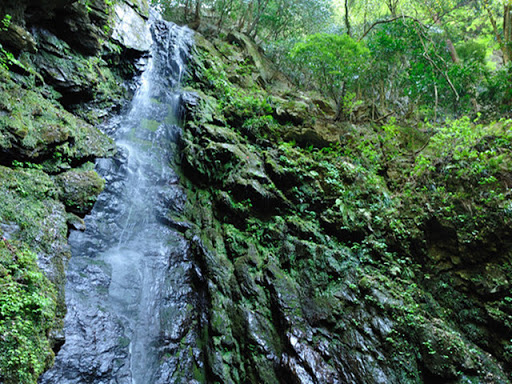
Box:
[2,1,512,382]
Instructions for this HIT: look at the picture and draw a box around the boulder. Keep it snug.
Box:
[271,97,309,125]
[0,66,115,163]
[32,28,98,101]
[311,97,335,116]
[50,1,106,55]
[123,0,150,18]
[226,31,292,90]
[284,121,342,148]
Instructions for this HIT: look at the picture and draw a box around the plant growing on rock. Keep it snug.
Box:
[0,14,14,70]
[0,240,57,384]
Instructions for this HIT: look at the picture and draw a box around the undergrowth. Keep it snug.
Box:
[0,239,57,384]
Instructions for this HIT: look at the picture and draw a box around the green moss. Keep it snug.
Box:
[0,166,64,247]
[0,68,71,158]
[0,66,115,163]
[0,165,72,325]
[141,118,160,132]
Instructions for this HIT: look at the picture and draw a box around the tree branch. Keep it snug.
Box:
[358,15,427,42]
[415,26,460,101]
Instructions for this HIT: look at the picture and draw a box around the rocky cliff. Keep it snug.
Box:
[0,0,150,382]
[176,28,512,383]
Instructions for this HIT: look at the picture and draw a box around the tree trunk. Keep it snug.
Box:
[483,0,510,65]
[386,0,398,17]
[238,1,252,31]
[335,83,347,121]
[345,0,351,36]
[445,38,460,64]
[247,0,270,38]
[433,13,460,64]
[380,80,385,110]
[195,0,201,19]
[184,0,191,22]
[504,4,512,64]
[217,0,227,32]
[193,0,201,25]
[434,83,438,122]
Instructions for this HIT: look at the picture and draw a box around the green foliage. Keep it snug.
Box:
[153,0,333,41]
[0,166,64,253]
[166,0,512,120]
[397,117,512,243]
[197,50,277,137]
[457,40,487,65]
[0,14,15,71]
[242,115,278,139]
[1,14,11,30]
[12,160,44,170]
[0,240,57,384]
[479,64,512,112]
[183,28,512,378]
[290,33,369,118]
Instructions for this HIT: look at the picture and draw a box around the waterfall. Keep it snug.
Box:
[40,14,201,384]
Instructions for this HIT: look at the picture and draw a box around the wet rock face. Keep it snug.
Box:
[31,28,98,100]
[0,65,116,164]
[183,123,283,213]
[1,0,104,54]
[1,0,150,109]
[39,17,205,384]
[111,1,151,52]
[1,22,37,53]
[0,163,105,358]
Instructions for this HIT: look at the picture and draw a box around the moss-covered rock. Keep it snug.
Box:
[111,1,151,52]
[55,167,105,215]
[0,66,115,165]
[0,166,68,317]
[179,29,512,383]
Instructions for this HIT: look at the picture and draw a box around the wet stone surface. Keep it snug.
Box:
[40,16,202,384]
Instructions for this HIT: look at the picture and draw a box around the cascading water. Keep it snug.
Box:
[40,14,202,384]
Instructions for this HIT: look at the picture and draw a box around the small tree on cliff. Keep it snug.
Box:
[290,33,369,120]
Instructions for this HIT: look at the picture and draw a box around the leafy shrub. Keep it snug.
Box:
[456,40,487,65]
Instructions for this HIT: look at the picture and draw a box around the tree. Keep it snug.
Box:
[290,33,369,120]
